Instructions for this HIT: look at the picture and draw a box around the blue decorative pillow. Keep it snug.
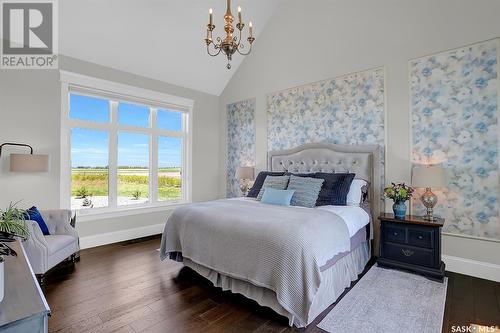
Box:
[261,188,295,206]
[287,175,325,208]
[257,175,290,200]
[315,172,355,206]
[27,206,50,235]
[247,171,285,198]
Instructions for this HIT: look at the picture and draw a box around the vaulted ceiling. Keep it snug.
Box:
[60,0,283,96]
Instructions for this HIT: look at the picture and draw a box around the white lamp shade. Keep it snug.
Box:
[10,154,49,172]
[235,166,254,180]
[412,166,446,188]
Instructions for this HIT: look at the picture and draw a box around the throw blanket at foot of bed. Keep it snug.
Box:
[160,199,351,327]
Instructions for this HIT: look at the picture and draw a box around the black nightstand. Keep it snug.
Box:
[378,213,445,282]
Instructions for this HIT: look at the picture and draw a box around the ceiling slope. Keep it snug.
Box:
[60,0,283,96]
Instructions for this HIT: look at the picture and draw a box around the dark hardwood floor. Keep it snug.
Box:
[43,236,500,333]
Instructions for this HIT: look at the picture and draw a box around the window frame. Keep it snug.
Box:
[60,71,193,220]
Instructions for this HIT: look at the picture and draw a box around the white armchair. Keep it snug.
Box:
[22,209,79,285]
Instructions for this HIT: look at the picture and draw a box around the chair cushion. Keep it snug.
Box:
[44,235,77,255]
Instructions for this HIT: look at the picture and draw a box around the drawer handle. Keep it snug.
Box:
[401,249,414,257]
[417,235,423,240]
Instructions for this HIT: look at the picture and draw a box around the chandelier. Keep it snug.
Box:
[204,0,255,69]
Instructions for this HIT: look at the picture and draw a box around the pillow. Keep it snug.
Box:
[247,171,285,198]
[346,179,369,205]
[314,172,355,206]
[261,188,295,206]
[285,172,316,177]
[287,175,325,208]
[26,206,50,235]
[256,175,290,200]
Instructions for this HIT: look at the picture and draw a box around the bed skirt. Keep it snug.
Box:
[182,241,370,327]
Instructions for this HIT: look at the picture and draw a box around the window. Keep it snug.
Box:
[69,94,110,123]
[64,84,190,213]
[71,128,110,209]
[117,132,150,205]
[158,136,183,201]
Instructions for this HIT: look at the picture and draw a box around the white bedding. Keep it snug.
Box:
[231,197,370,237]
[316,205,370,237]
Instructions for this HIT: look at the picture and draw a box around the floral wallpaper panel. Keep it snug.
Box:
[267,67,386,200]
[226,98,256,197]
[411,39,499,239]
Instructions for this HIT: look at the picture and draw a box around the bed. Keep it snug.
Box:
[160,143,381,327]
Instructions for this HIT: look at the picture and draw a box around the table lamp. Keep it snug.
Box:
[412,165,446,221]
[235,166,255,195]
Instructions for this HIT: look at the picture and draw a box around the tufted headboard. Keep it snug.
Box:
[268,143,381,251]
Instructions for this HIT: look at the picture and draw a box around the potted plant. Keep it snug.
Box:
[0,202,30,302]
[384,183,414,219]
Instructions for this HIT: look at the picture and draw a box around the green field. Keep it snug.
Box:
[72,168,181,201]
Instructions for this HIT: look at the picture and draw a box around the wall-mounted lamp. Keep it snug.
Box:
[0,143,49,172]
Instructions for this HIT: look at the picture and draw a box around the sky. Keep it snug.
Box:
[70,94,182,168]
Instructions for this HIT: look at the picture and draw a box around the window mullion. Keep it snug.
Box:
[108,101,118,208]
[182,113,188,202]
[150,108,159,203]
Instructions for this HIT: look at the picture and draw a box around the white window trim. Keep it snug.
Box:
[60,71,194,220]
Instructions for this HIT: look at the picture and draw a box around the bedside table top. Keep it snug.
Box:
[378,213,444,227]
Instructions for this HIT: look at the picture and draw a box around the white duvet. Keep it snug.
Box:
[233,197,370,237]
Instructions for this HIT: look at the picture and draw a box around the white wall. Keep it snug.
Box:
[219,0,500,267]
[0,55,220,238]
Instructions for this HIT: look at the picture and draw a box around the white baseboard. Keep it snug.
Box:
[79,223,165,249]
[443,254,500,282]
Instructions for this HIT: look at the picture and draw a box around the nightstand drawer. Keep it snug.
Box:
[408,228,434,248]
[384,242,435,267]
[384,224,406,244]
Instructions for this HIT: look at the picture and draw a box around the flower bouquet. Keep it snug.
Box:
[384,183,414,219]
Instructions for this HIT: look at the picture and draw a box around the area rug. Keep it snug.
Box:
[317,265,447,333]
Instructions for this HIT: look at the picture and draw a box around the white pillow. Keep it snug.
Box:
[346,179,368,205]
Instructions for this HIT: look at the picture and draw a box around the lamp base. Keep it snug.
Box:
[239,180,250,196]
[422,214,438,221]
[421,187,438,221]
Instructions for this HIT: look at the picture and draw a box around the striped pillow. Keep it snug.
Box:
[287,175,324,208]
[315,172,356,206]
[257,175,290,200]
[247,171,286,198]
